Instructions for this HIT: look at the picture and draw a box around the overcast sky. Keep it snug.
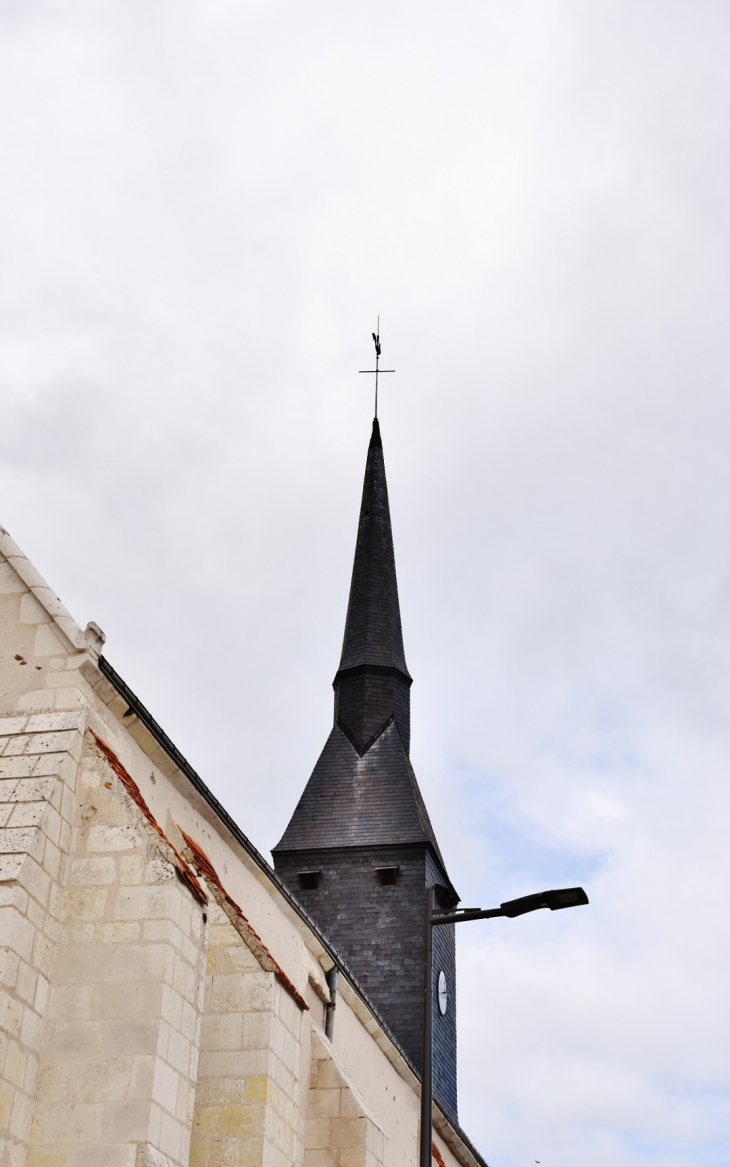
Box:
[2,2,730,1164]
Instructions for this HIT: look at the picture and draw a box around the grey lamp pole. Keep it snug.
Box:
[419,885,589,1167]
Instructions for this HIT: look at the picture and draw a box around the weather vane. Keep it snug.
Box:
[359,316,395,418]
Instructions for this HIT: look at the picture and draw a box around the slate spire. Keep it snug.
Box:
[274,416,444,861]
[337,417,409,677]
[334,417,413,756]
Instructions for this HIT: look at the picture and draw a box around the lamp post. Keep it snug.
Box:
[419,885,589,1167]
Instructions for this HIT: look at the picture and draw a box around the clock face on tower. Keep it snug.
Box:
[437,969,448,1016]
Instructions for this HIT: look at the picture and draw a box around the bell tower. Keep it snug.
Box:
[273,417,459,1119]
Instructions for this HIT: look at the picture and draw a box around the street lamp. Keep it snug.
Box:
[419,884,589,1167]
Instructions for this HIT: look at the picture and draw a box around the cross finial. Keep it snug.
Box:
[359,316,395,418]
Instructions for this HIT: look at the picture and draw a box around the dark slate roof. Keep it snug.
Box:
[274,417,452,874]
[273,720,446,865]
[337,418,410,679]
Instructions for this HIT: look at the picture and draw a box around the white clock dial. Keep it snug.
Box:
[437,969,448,1016]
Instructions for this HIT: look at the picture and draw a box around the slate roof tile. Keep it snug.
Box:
[274,417,449,877]
[273,721,445,866]
[337,418,410,678]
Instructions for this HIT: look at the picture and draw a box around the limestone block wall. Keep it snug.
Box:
[0,698,474,1167]
[29,734,208,1167]
[0,523,488,1167]
[0,710,83,1167]
[305,1030,386,1167]
[192,904,308,1167]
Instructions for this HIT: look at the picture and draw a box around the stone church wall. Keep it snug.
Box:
[0,529,485,1167]
[305,1028,385,1167]
[192,904,308,1167]
[0,709,83,1167]
[31,732,208,1167]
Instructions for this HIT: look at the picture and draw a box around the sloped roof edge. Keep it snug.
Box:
[0,526,106,659]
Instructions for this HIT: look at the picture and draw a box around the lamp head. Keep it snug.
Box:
[500,887,588,918]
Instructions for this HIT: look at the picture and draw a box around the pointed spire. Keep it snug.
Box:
[274,415,445,855]
[337,418,410,677]
[333,418,412,755]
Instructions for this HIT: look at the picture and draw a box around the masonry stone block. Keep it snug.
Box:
[0,758,37,779]
[55,944,113,985]
[9,1086,35,1142]
[41,839,62,882]
[102,1098,155,1143]
[8,803,47,830]
[4,1040,27,1088]
[25,715,85,735]
[91,981,164,1023]
[29,753,74,789]
[303,1148,338,1167]
[39,1057,134,1105]
[54,689,87,713]
[8,777,57,804]
[0,856,25,885]
[87,826,140,853]
[0,1076,13,1128]
[0,909,36,963]
[30,733,81,760]
[0,720,30,738]
[143,920,182,949]
[180,1000,198,1043]
[114,886,177,921]
[19,1007,44,1055]
[19,595,51,626]
[102,1020,161,1059]
[48,984,92,1021]
[16,690,56,713]
[45,1021,103,1061]
[70,857,116,886]
[33,1102,104,1145]
[3,738,31,758]
[98,921,140,944]
[62,888,108,922]
[242,1011,272,1051]
[69,1145,136,1167]
[160,986,184,1030]
[13,861,49,912]
[166,1029,191,1078]
[172,957,196,1004]
[309,1089,340,1120]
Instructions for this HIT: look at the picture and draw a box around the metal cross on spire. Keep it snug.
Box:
[359,317,395,418]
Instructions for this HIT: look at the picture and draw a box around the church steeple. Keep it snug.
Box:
[273,415,459,1119]
[274,418,444,861]
[337,418,408,674]
[334,416,413,756]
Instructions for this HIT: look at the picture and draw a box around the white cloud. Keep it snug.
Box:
[2,2,730,1163]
